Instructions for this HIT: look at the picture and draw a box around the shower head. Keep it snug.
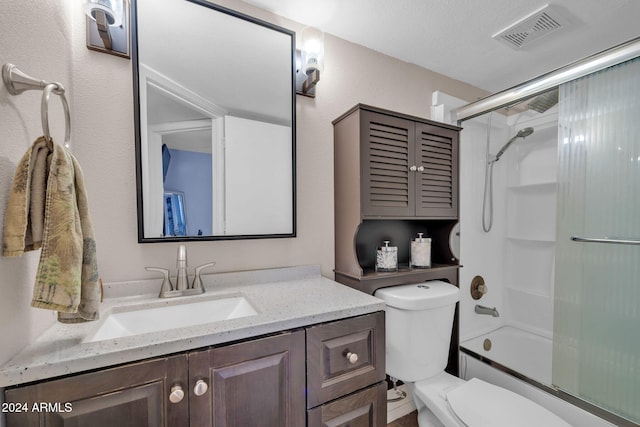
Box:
[490,127,535,163]
[527,89,559,113]
[516,127,534,138]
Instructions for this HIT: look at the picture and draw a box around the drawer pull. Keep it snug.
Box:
[169,385,184,403]
[345,351,359,364]
[194,379,209,396]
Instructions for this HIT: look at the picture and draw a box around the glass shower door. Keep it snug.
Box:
[553,57,640,424]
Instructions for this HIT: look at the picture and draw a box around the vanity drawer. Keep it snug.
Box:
[306,311,385,407]
[307,382,386,427]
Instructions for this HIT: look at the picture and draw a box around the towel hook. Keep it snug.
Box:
[2,63,72,148]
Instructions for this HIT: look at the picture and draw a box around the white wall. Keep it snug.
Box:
[0,0,488,366]
[0,0,74,367]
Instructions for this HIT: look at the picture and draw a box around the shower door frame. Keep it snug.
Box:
[454,37,640,123]
[454,36,640,427]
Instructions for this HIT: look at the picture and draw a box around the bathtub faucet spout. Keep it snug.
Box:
[475,304,500,317]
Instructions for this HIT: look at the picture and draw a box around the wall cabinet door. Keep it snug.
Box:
[4,354,188,427]
[359,109,458,218]
[414,122,458,217]
[361,110,416,217]
[188,330,306,427]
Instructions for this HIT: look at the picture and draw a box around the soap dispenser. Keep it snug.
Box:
[375,240,398,272]
[410,233,431,269]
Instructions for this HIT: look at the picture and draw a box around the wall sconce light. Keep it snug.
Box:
[85,0,130,58]
[296,27,324,98]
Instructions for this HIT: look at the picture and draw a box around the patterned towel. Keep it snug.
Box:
[3,137,100,322]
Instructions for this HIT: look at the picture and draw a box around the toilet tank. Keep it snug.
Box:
[374,281,459,382]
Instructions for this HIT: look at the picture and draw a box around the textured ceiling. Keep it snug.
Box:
[241,0,640,93]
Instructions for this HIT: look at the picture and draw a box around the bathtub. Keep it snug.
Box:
[460,326,618,427]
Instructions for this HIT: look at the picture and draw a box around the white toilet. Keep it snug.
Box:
[374,281,571,427]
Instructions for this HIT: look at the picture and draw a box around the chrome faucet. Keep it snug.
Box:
[175,245,189,291]
[475,304,500,317]
[146,245,216,298]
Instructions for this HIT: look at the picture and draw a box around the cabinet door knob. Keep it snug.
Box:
[417,165,425,172]
[194,379,209,396]
[409,165,417,172]
[169,385,184,403]
[345,351,359,364]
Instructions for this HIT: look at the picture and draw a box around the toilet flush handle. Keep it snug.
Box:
[345,351,358,364]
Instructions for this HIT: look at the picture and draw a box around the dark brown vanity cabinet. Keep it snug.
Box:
[306,312,386,427]
[188,331,306,427]
[4,354,190,427]
[4,313,385,427]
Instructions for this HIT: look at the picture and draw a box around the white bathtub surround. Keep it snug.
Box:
[438,85,559,344]
[0,265,384,387]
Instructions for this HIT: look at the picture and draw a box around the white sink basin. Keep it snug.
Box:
[85,295,258,342]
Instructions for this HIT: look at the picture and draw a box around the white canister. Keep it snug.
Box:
[410,233,431,268]
[375,240,398,272]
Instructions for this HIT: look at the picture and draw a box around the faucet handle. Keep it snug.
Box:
[146,267,173,297]
[192,262,216,291]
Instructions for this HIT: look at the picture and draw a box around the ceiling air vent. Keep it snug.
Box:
[493,4,572,50]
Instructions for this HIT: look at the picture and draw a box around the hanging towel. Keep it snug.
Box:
[3,137,100,323]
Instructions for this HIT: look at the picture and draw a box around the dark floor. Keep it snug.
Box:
[387,410,418,427]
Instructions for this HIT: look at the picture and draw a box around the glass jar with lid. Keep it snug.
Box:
[410,233,431,269]
[375,240,398,272]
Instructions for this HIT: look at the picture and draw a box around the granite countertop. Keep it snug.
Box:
[0,265,384,388]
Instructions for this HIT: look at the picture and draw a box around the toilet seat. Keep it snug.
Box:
[413,373,571,427]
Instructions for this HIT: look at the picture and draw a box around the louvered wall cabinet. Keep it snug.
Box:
[333,104,461,296]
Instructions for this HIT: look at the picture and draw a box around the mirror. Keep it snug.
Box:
[132,0,296,242]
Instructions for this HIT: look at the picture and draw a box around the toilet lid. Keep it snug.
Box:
[446,378,571,427]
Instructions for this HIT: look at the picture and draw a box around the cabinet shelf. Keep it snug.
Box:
[336,264,459,296]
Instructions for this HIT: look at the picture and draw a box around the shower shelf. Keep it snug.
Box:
[507,181,557,191]
[507,236,555,244]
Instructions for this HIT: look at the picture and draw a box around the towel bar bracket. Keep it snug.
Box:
[2,63,65,95]
[3,63,71,147]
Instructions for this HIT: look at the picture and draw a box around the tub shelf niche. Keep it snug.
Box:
[506,236,556,244]
[507,181,557,191]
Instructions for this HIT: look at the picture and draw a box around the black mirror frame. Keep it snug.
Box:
[131,0,297,243]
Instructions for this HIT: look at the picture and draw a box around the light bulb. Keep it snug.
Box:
[301,27,324,74]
